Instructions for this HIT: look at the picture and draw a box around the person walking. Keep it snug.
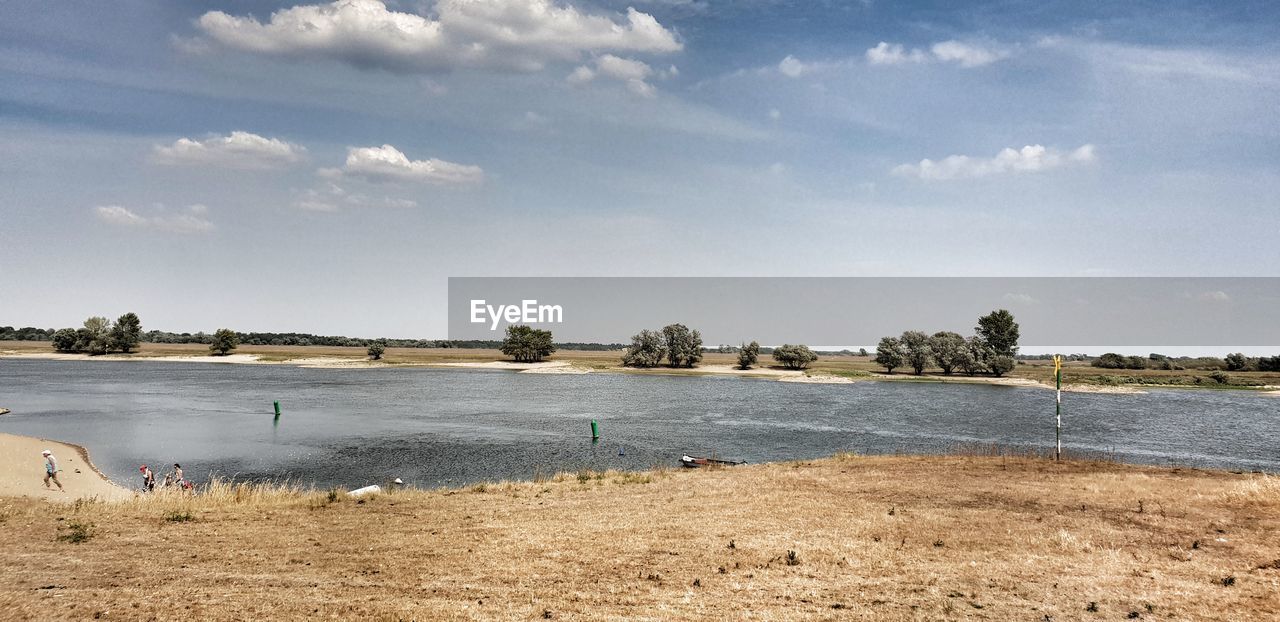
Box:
[139,464,155,492]
[42,449,63,491]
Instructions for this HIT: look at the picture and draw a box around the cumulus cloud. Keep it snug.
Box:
[566,54,661,96]
[323,144,483,184]
[893,144,1096,181]
[195,0,681,74]
[94,204,215,234]
[866,40,1008,68]
[153,131,305,169]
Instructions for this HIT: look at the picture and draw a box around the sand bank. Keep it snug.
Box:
[0,434,132,502]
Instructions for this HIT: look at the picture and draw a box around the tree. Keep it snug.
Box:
[929,331,967,375]
[110,312,142,353]
[772,344,817,370]
[988,355,1016,377]
[621,329,666,368]
[874,336,905,374]
[900,331,933,375]
[209,328,239,356]
[367,340,387,361]
[662,323,703,368]
[51,328,79,352]
[737,341,760,370]
[1224,352,1249,371]
[976,309,1020,357]
[500,325,555,363]
[960,336,990,375]
[82,316,112,355]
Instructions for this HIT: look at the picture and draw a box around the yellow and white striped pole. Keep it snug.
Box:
[1054,355,1062,461]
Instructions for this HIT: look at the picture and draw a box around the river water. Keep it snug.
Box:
[1,359,1275,489]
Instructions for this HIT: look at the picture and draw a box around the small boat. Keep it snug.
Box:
[680,455,747,468]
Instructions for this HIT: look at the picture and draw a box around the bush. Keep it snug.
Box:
[772,344,818,370]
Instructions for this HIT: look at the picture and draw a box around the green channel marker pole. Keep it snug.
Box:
[590,419,599,441]
[274,400,281,421]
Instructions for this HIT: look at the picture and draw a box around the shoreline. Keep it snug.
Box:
[5,350,1275,394]
[0,433,132,502]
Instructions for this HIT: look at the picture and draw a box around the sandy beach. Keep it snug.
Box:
[0,433,132,502]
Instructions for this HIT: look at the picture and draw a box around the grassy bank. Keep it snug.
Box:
[1,455,1277,620]
[4,341,1279,391]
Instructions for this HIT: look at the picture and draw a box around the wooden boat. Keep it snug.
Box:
[680,455,746,468]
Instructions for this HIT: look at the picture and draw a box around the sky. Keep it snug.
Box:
[1,0,1278,339]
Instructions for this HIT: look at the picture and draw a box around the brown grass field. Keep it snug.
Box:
[4,341,1278,389]
[1,455,1277,620]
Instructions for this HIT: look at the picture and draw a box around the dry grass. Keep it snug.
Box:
[1,456,1277,620]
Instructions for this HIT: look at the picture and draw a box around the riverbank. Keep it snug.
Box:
[0,455,1275,620]
[0,434,132,502]
[4,342,1277,393]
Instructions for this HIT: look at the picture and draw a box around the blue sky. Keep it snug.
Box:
[2,0,1278,338]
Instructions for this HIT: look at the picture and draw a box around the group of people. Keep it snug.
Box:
[139,463,192,492]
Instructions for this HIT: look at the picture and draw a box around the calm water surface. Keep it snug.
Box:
[1,359,1276,489]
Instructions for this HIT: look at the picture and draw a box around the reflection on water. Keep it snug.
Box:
[1,359,1276,489]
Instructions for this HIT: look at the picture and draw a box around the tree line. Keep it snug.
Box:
[872,309,1020,377]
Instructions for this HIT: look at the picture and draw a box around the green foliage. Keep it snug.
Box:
[900,330,933,375]
[1224,352,1249,371]
[82,316,112,355]
[988,355,1016,377]
[209,328,239,355]
[661,324,703,368]
[500,325,555,363]
[874,336,905,373]
[366,340,387,360]
[929,331,967,375]
[621,329,666,368]
[772,344,817,370]
[110,312,142,353]
[51,328,79,352]
[975,309,1020,357]
[736,341,760,369]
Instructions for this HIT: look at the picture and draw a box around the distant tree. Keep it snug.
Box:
[82,316,112,355]
[51,328,79,352]
[661,323,703,368]
[928,331,967,375]
[874,336,905,374]
[1224,352,1249,371]
[900,331,933,375]
[109,312,142,353]
[621,329,666,368]
[367,340,387,361]
[209,328,239,356]
[988,355,1016,377]
[772,344,818,370]
[975,309,1020,357]
[737,341,760,370]
[500,325,555,363]
[961,336,990,375]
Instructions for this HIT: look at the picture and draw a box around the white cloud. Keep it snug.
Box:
[567,54,659,97]
[153,131,305,169]
[94,204,215,234]
[777,55,808,78]
[866,40,1008,68]
[328,144,484,184]
[893,144,1096,181]
[195,0,681,74]
[865,42,927,65]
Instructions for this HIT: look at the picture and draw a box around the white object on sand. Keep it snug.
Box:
[348,484,381,497]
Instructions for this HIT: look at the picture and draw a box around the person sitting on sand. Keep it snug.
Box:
[41,449,63,491]
[139,464,155,492]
